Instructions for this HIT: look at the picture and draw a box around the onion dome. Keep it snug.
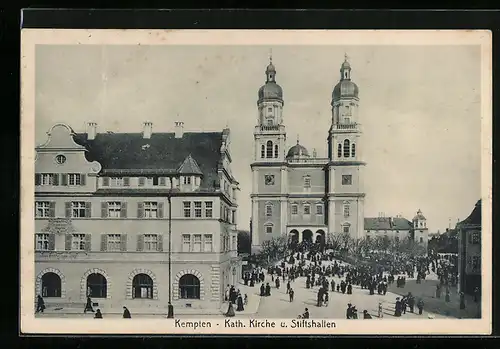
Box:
[412,209,426,221]
[286,139,310,159]
[332,54,359,101]
[258,58,283,104]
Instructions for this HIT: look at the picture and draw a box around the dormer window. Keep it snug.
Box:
[184,176,192,185]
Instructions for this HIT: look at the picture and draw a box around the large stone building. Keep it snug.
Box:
[34,121,242,314]
[458,199,481,296]
[250,56,428,251]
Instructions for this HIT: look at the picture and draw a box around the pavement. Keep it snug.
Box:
[34,257,479,320]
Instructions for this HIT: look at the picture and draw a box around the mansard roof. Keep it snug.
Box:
[73,132,223,190]
[364,217,413,231]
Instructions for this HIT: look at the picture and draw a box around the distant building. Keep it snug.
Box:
[457,199,481,295]
[34,121,241,314]
[364,210,429,252]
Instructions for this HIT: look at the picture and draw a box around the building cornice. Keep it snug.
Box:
[327,161,367,167]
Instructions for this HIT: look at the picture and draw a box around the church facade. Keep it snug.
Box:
[250,57,429,251]
[251,56,366,250]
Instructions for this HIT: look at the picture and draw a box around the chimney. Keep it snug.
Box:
[87,122,97,140]
[175,121,184,138]
[143,121,153,139]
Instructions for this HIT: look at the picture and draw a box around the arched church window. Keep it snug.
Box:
[261,145,265,158]
[337,144,342,158]
[266,141,273,158]
[343,140,350,158]
[274,145,279,158]
[351,143,356,157]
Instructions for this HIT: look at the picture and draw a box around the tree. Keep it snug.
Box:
[257,235,288,266]
[237,230,251,255]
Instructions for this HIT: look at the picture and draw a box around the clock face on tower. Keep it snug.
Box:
[342,175,352,185]
[265,174,275,186]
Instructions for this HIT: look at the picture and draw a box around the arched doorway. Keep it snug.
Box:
[132,274,154,299]
[302,230,313,244]
[289,230,299,245]
[178,274,201,300]
[315,230,326,251]
[87,273,107,298]
[41,272,61,298]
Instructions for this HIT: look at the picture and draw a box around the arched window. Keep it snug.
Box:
[41,272,61,298]
[343,139,350,158]
[266,141,273,158]
[351,143,356,157]
[343,203,350,218]
[274,144,279,158]
[265,203,273,217]
[261,145,265,158]
[86,273,107,298]
[132,273,153,299]
[179,274,200,299]
[337,144,342,158]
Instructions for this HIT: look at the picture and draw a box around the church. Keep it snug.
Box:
[250,55,428,251]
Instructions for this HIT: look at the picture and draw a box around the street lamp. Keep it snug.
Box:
[166,184,174,319]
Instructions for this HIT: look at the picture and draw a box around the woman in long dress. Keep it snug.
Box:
[225,302,235,317]
[236,295,244,311]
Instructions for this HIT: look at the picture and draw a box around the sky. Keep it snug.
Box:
[34,44,482,233]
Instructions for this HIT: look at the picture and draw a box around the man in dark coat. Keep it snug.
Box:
[417,299,424,315]
[286,280,291,294]
[346,304,353,319]
[408,293,415,313]
[275,277,280,289]
[36,295,45,313]
[265,283,271,296]
[347,283,353,295]
[123,306,131,318]
[363,310,372,319]
[260,283,265,296]
[167,302,174,318]
[394,298,402,317]
[302,308,310,319]
[289,288,294,302]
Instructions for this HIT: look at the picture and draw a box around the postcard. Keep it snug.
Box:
[20,29,492,335]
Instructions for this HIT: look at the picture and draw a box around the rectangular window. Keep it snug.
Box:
[193,234,202,252]
[107,202,122,218]
[182,234,191,252]
[265,225,273,234]
[144,202,158,218]
[204,202,213,218]
[71,234,86,251]
[71,202,87,218]
[231,236,236,251]
[110,177,124,186]
[36,233,50,251]
[144,177,153,186]
[303,176,311,188]
[68,174,81,186]
[419,237,424,243]
[343,225,350,234]
[204,234,213,252]
[40,173,56,186]
[144,234,158,251]
[303,205,311,215]
[194,201,202,218]
[106,234,121,251]
[316,204,323,215]
[183,201,191,218]
[183,176,192,185]
[472,256,480,271]
[291,204,298,215]
[470,231,480,244]
[35,201,51,218]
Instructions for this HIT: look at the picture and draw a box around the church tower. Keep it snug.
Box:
[326,55,366,239]
[251,56,288,251]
